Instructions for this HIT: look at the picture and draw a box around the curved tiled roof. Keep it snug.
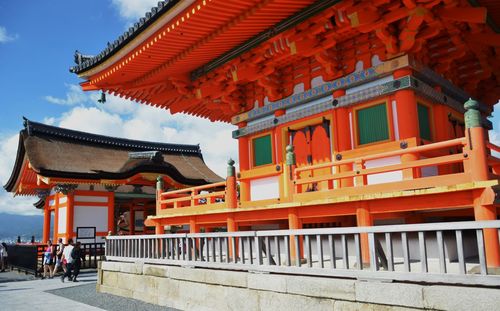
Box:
[4,119,222,193]
[70,0,179,74]
[23,118,201,154]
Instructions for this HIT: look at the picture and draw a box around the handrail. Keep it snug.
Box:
[105,220,500,286]
[486,142,500,153]
[160,181,226,197]
[295,153,464,185]
[106,220,500,239]
[295,137,466,173]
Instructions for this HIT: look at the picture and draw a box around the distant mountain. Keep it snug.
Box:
[0,213,44,243]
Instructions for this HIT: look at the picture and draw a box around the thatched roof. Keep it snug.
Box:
[4,119,222,193]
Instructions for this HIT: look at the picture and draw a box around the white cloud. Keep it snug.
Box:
[43,93,238,177]
[0,133,41,216]
[0,26,18,43]
[44,84,89,106]
[0,96,237,216]
[111,0,160,20]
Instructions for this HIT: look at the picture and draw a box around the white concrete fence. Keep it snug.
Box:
[105,220,500,286]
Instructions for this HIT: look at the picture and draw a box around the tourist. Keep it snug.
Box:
[117,212,130,235]
[1,242,8,272]
[71,242,83,282]
[0,242,4,272]
[42,240,55,279]
[53,238,65,275]
[60,239,74,282]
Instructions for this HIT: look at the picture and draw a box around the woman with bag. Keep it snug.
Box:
[42,240,55,279]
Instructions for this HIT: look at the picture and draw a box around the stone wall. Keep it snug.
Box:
[97,261,500,311]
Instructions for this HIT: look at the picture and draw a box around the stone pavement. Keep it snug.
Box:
[0,272,103,311]
[0,270,177,311]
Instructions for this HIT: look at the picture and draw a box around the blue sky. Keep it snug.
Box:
[0,0,237,215]
[0,1,498,215]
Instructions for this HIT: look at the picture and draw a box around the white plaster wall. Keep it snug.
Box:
[57,206,67,234]
[250,176,280,201]
[59,196,67,204]
[74,195,109,203]
[364,156,403,185]
[73,205,108,232]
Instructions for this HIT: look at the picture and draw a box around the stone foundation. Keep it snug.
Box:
[97,261,500,311]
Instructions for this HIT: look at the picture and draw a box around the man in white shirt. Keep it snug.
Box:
[61,239,74,282]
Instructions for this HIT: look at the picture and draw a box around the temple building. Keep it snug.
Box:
[70,0,499,266]
[4,119,221,243]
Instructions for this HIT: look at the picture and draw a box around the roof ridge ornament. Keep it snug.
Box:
[54,184,78,195]
[128,150,164,163]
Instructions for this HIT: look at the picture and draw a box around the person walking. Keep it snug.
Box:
[0,242,4,272]
[60,239,74,283]
[42,240,55,279]
[71,242,83,282]
[1,242,8,272]
[53,238,65,275]
[117,212,130,235]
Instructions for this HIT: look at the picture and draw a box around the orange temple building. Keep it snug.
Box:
[70,0,499,266]
[4,119,221,243]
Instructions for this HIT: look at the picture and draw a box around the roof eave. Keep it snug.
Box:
[3,131,27,192]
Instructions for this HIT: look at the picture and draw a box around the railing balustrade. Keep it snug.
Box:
[158,181,227,210]
[106,220,500,286]
[293,137,468,194]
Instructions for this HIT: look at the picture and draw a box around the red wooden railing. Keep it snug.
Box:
[293,137,468,194]
[157,181,227,211]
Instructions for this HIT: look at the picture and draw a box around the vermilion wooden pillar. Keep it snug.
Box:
[288,207,303,264]
[42,203,51,244]
[356,202,373,265]
[238,122,250,202]
[393,68,420,179]
[333,89,353,188]
[464,99,500,267]
[53,194,59,242]
[66,192,74,242]
[108,192,115,234]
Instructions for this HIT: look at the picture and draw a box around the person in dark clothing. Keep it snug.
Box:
[71,242,83,282]
[61,239,74,283]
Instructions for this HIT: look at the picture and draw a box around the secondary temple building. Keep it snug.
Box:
[4,119,222,243]
[70,0,499,266]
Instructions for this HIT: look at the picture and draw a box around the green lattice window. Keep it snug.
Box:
[418,103,432,141]
[357,103,389,145]
[253,134,273,166]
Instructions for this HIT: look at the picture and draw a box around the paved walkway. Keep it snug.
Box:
[0,271,175,311]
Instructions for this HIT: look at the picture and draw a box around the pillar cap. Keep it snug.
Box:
[227,158,235,166]
[464,98,479,111]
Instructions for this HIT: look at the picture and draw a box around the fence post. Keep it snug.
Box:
[465,99,500,268]
[156,176,164,213]
[226,159,238,261]
[356,202,373,267]
[284,145,296,198]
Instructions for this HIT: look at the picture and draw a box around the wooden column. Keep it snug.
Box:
[155,224,165,235]
[108,191,115,234]
[356,202,373,265]
[393,68,419,179]
[66,192,75,242]
[465,99,500,267]
[53,194,59,242]
[288,207,303,265]
[283,145,296,201]
[333,88,353,188]
[129,206,135,235]
[238,122,250,202]
[42,201,51,244]
[226,160,238,260]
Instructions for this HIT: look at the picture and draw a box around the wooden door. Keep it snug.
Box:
[290,119,332,192]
